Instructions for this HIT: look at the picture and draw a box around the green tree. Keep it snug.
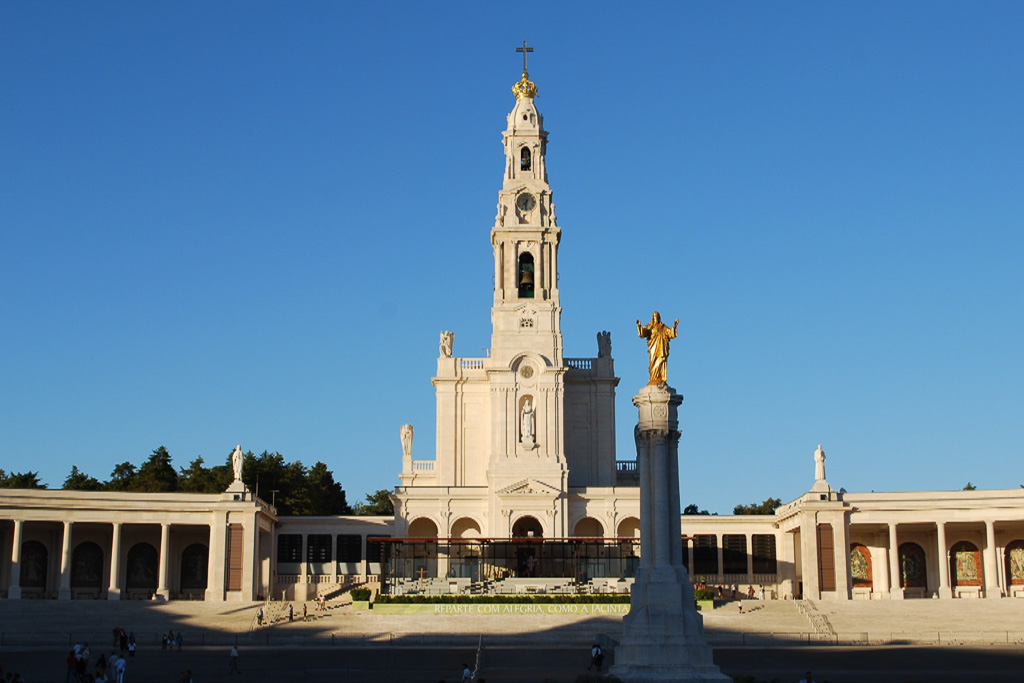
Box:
[178,455,233,493]
[963,482,977,491]
[305,462,352,515]
[683,503,710,515]
[132,446,178,492]
[354,489,395,516]
[106,461,138,491]
[62,465,102,491]
[733,497,782,515]
[0,469,46,489]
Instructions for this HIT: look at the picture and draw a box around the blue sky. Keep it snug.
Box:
[2,2,1022,513]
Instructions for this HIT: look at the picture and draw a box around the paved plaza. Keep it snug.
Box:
[1,598,1024,681]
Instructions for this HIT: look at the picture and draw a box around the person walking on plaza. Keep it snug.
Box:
[303,602,308,621]
[229,645,241,675]
[288,603,294,622]
[175,631,183,652]
[461,662,472,682]
[587,643,604,672]
[257,606,264,626]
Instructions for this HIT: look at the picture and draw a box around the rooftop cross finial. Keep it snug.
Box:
[516,40,533,76]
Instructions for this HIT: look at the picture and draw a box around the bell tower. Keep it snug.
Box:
[489,54,562,366]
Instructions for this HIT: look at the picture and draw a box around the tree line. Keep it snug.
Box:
[0,447,394,517]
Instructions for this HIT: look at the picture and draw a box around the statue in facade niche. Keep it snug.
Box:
[814,444,827,482]
[636,311,679,385]
[520,399,535,445]
[439,331,454,358]
[231,444,243,482]
[401,424,414,459]
[597,330,612,358]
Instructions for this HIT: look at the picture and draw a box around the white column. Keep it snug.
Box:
[715,533,724,584]
[799,517,819,600]
[156,523,171,599]
[687,538,694,576]
[108,522,122,599]
[745,534,754,586]
[888,523,903,600]
[984,520,1002,598]
[834,514,851,600]
[936,522,951,599]
[58,520,73,600]
[8,519,24,599]
[205,513,226,601]
[876,533,891,597]
[300,532,308,583]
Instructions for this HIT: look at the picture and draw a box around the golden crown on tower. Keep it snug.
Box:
[512,72,538,99]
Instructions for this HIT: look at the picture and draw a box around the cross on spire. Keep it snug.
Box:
[516,40,533,76]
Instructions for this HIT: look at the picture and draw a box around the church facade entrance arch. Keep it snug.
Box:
[574,517,604,538]
[512,515,543,538]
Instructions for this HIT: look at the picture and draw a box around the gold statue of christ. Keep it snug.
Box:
[636,311,679,385]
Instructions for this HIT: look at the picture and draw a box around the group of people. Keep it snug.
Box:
[64,639,128,683]
[257,596,328,627]
[694,578,768,602]
[161,631,184,652]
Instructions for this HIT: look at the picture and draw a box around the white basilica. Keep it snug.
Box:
[2,62,1023,604]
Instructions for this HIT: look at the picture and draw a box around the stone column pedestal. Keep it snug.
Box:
[610,384,730,682]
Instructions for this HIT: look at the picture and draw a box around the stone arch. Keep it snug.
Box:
[520,146,532,171]
[408,517,439,539]
[511,515,543,538]
[517,252,535,298]
[180,543,209,590]
[70,541,103,589]
[20,540,48,589]
[850,543,872,589]
[617,517,640,539]
[950,540,983,588]
[125,542,158,591]
[573,517,604,538]
[450,517,482,539]
[898,542,927,589]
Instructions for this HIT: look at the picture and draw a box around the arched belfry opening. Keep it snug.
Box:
[517,252,535,299]
[520,146,532,171]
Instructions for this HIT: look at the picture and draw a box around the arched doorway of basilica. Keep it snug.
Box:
[406,517,438,580]
[125,542,158,596]
[898,542,927,590]
[180,543,209,593]
[511,515,543,538]
[574,517,604,538]
[949,540,983,590]
[70,541,103,596]
[449,517,482,581]
[616,517,640,539]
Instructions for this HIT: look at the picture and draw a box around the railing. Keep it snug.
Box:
[565,358,592,370]
[616,461,638,474]
[412,461,435,472]
[460,359,485,370]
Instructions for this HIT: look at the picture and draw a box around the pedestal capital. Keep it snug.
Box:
[633,383,682,433]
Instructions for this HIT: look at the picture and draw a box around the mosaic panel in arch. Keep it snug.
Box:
[898,542,926,588]
[950,541,982,587]
[20,541,48,589]
[71,542,103,588]
[850,544,872,586]
[1007,542,1024,585]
